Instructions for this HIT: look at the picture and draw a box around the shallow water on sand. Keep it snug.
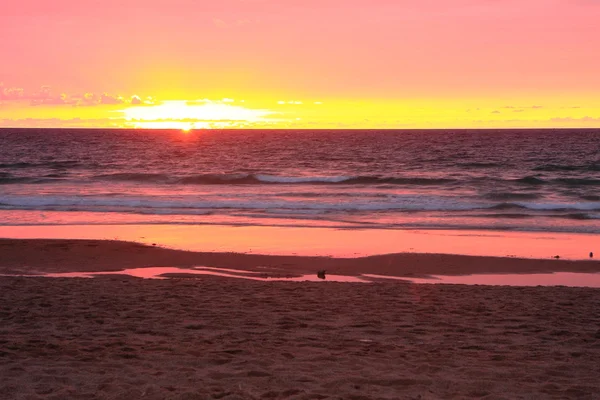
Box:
[11,266,600,288]
[364,272,600,288]
[39,266,368,283]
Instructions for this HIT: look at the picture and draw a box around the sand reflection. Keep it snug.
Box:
[4,266,592,287]
[363,272,600,288]
[43,266,369,282]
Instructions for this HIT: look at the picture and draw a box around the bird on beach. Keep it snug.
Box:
[317,270,326,279]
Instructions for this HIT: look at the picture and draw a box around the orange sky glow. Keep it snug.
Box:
[1,0,600,129]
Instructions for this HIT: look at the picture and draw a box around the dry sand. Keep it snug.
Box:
[1,239,600,399]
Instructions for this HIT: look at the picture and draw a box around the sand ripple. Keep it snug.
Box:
[1,275,599,399]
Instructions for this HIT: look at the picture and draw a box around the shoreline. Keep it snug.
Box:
[2,213,599,237]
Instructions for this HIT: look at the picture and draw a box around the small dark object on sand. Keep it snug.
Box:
[317,270,326,279]
[152,243,157,246]
[553,255,560,259]
[591,252,594,259]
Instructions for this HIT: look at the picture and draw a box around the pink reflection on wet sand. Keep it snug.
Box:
[43,266,368,282]
[363,272,600,288]
[12,267,599,287]
[0,224,597,260]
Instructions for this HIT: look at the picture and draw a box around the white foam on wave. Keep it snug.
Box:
[0,194,598,219]
[0,194,477,213]
[254,174,351,183]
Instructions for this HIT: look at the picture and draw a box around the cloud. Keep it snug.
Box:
[212,17,259,28]
[0,117,122,128]
[186,98,236,106]
[31,93,68,106]
[130,95,157,105]
[0,85,25,100]
[1,83,137,107]
[470,116,600,128]
[502,105,544,110]
[550,116,600,123]
[99,93,124,105]
[2,84,70,105]
[74,92,127,106]
[0,85,72,106]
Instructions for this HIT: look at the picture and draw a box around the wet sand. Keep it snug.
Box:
[1,224,598,260]
[1,238,600,277]
[1,239,600,399]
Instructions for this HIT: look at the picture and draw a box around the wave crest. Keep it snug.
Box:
[92,173,456,186]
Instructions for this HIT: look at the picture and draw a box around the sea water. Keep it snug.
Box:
[1,129,598,233]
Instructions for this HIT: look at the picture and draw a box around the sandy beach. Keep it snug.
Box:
[1,239,600,399]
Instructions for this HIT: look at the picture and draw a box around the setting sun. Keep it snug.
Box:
[120,100,274,129]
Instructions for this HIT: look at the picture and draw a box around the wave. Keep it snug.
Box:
[254,174,351,184]
[533,164,600,172]
[344,177,456,185]
[1,195,599,214]
[0,175,68,185]
[488,203,530,211]
[94,173,172,183]
[92,173,457,186]
[513,176,546,185]
[0,195,469,212]
[2,170,599,191]
[476,212,600,221]
[554,178,600,186]
[509,176,599,186]
[457,162,503,169]
[489,202,600,212]
[0,160,83,169]
[581,195,600,201]
[0,177,41,184]
[562,213,599,220]
[93,173,353,185]
[476,213,532,219]
[485,192,541,201]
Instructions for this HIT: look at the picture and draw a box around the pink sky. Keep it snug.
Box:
[1,0,600,128]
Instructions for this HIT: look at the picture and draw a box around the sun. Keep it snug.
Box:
[120,100,272,129]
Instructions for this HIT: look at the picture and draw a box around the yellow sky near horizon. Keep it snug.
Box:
[1,93,600,129]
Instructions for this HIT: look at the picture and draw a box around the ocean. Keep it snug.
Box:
[0,128,599,233]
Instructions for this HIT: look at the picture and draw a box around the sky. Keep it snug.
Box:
[1,0,600,129]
